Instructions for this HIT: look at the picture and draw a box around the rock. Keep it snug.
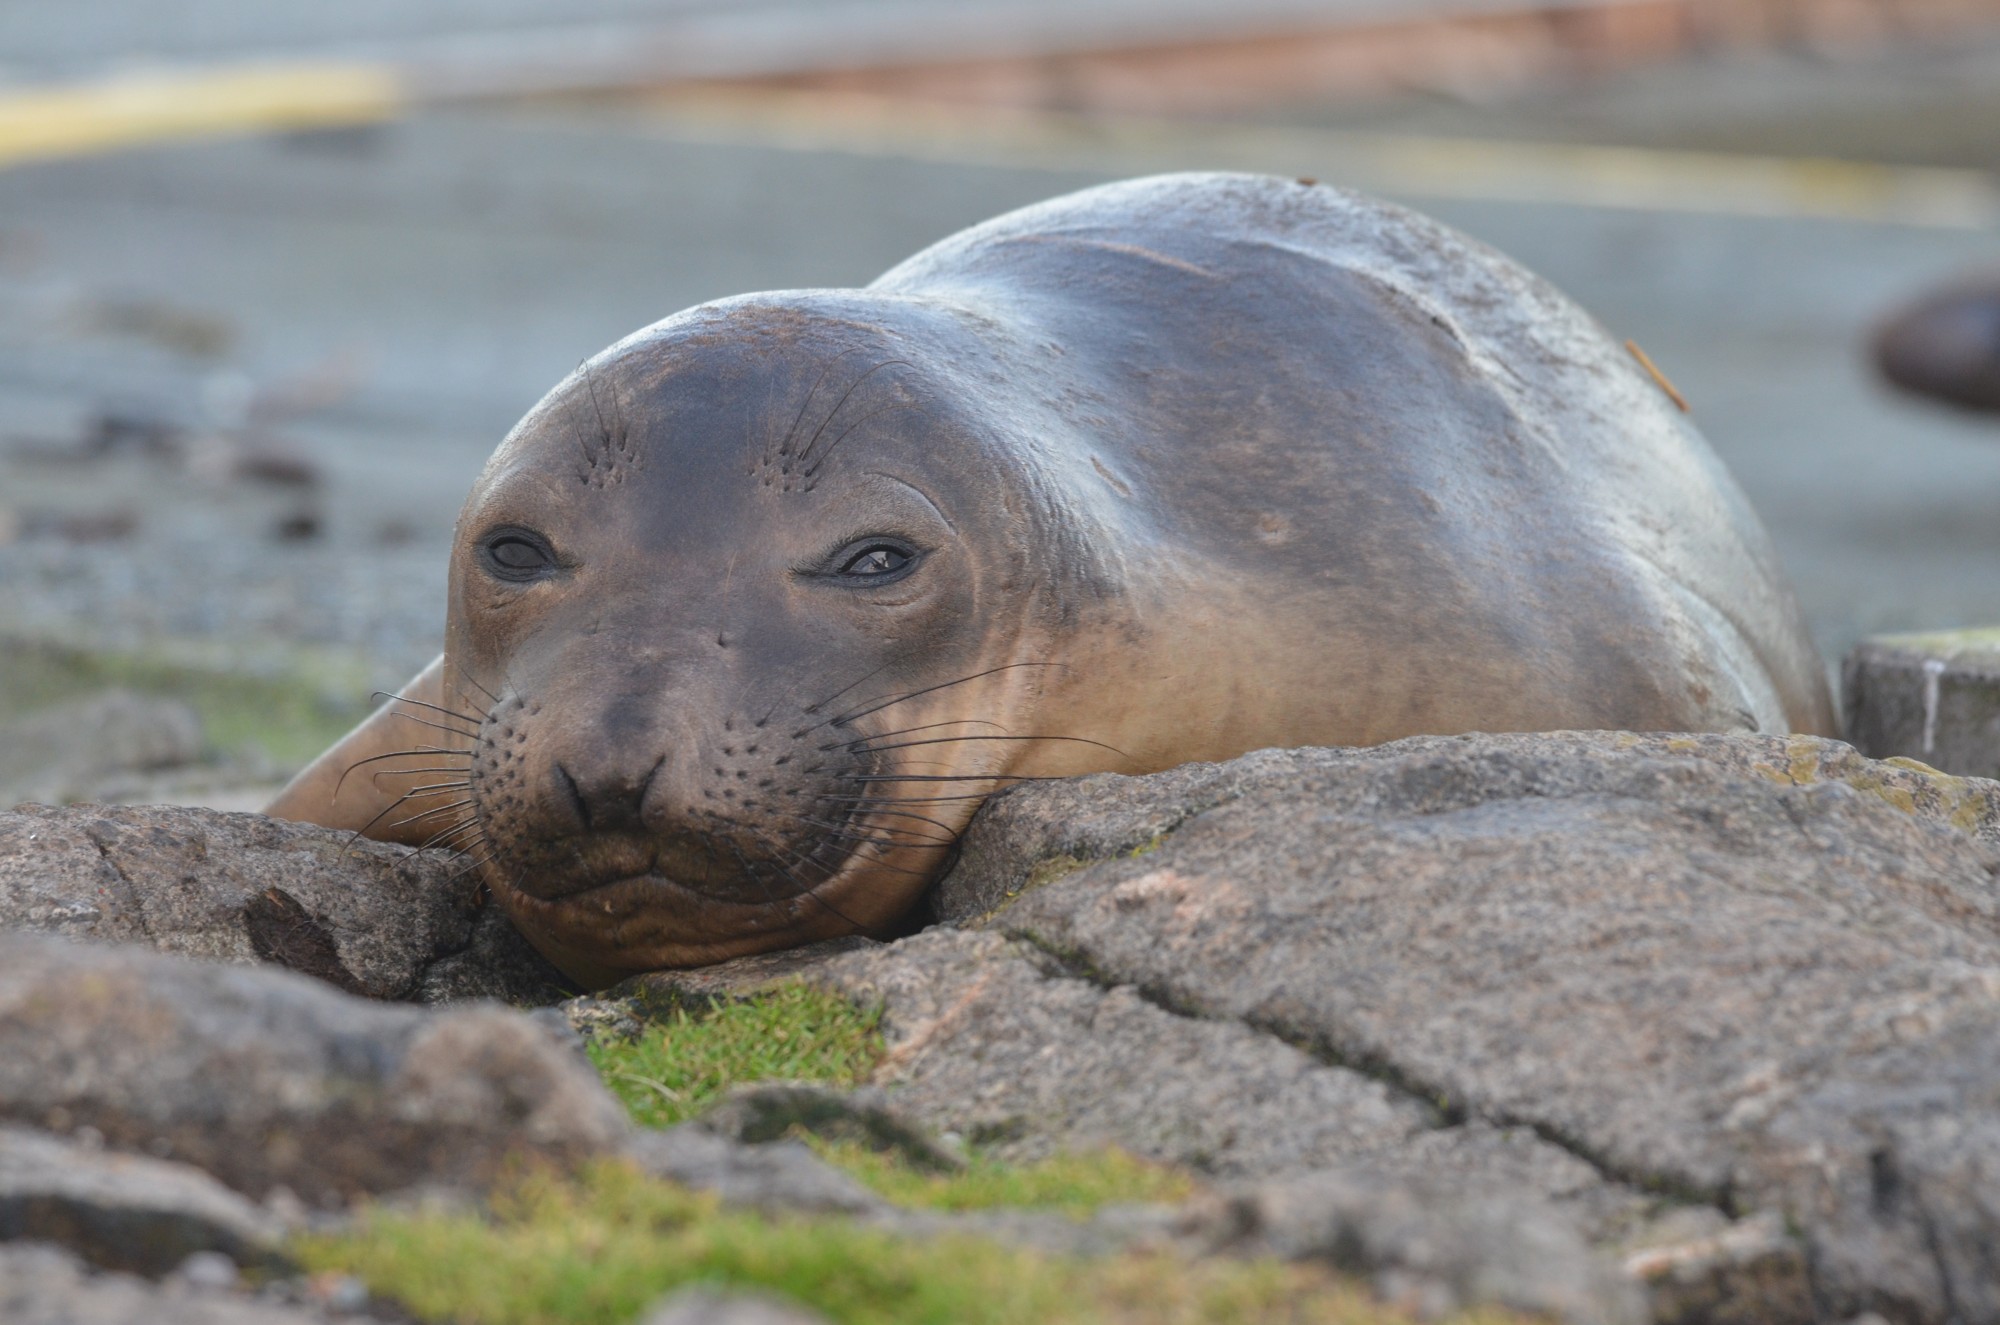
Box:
[1619,1210,1813,1325]
[624,1125,886,1217]
[413,904,576,1006]
[0,1242,396,1325]
[697,1082,966,1172]
[1177,1168,1646,1325]
[936,731,2000,1322]
[0,932,630,1208]
[0,691,203,808]
[609,937,884,1011]
[815,928,1445,1179]
[638,1285,829,1325]
[0,1126,287,1277]
[1844,630,2000,779]
[0,802,482,1001]
[1871,274,2000,413]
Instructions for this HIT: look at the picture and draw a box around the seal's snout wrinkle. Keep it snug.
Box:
[266,171,1833,986]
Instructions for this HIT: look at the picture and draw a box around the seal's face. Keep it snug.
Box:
[441,304,1053,983]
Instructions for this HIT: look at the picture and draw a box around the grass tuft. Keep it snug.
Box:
[294,1161,1525,1325]
[810,1139,1195,1216]
[586,984,884,1129]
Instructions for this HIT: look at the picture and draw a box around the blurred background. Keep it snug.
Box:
[3,0,1999,809]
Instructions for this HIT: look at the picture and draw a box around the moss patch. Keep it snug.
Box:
[0,636,368,768]
[295,1161,1523,1325]
[810,1139,1195,1216]
[587,984,884,1130]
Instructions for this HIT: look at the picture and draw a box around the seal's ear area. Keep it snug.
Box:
[265,655,474,847]
[1873,280,2000,413]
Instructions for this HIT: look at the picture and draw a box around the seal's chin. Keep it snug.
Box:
[505,830,820,907]
[483,851,875,988]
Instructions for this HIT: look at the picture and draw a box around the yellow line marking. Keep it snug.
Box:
[0,63,405,170]
[633,88,2000,231]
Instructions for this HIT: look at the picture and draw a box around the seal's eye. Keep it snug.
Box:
[479,529,557,582]
[831,539,917,584]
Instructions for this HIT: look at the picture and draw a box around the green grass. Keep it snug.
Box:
[295,1161,1525,1325]
[0,636,369,768]
[809,1140,1196,1216]
[309,988,1530,1325]
[586,984,885,1130]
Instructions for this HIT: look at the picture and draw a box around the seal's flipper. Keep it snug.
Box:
[264,656,479,848]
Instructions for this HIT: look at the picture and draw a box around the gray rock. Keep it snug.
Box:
[0,801,482,1000]
[609,937,884,1012]
[816,928,1442,1177]
[1176,1168,1646,1325]
[0,691,203,808]
[1845,630,2000,779]
[0,1126,286,1278]
[413,904,576,1006]
[638,1286,828,1325]
[0,932,630,1208]
[943,731,2000,1322]
[624,1125,886,1217]
[0,1242,393,1325]
[696,1082,966,1172]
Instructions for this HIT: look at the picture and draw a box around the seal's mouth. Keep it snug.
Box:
[498,828,836,907]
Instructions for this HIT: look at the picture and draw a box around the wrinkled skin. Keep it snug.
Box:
[269,173,1835,987]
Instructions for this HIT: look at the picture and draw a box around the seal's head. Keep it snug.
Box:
[443,296,1105,985]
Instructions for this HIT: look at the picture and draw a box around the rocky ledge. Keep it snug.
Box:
[6,730,2000,1323]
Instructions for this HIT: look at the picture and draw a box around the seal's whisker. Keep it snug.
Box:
[418,820,484,853]
[446,852,495,884]
[385,798,475,833]
[793,358,911,474]
[349,783,468,840]
[823,718,1005,750]
[773,344,871,465]
[826,661,1065,730]
[374,692,483,731]
[452,658,504,708]
[844,770,1051,783]
[823,803,962,837]
[801,400,920,479]
[386,712,485,741]
[819,791,1000,805]
[842,733,1128,758]
[333,746,473,801]
[784,811,953,849]
[367,766,471,782]
[802,660,897,720]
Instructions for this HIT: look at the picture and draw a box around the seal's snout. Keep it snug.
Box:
[550,753,664,833]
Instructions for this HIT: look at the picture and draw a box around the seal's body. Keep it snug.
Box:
[270,174,1833,985]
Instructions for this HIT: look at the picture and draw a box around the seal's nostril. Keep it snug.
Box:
[555,763,590,830]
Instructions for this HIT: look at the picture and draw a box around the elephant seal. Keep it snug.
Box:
[268,172,1834,987]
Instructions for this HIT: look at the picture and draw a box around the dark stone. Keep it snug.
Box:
[624,1125,885,1217]
[0,1126,286,1278]
[697,1083,966,1173]
[0,932,630,1208]
[1843,631,2000,780]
